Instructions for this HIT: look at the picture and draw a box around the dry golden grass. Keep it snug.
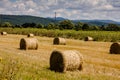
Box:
[0,34,120,80]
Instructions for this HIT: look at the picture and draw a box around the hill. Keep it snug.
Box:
[47,17,67,21]
[73,20,120,26]
[0,14,55,25]
[48,17,120,26]
[0,14,120,26]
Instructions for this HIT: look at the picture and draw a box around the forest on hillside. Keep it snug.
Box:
[0,14,120,31]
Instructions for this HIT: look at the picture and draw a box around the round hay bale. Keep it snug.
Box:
[50,50,83,72]
[20,38,38,50]
[110,42,120,54]
[53,37,66,45]
[1,32,7,35]
[84,36,93,41]
[27,33,34,37]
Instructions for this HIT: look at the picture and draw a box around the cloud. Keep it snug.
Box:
[0,0,120,21]
[108,0,120,8]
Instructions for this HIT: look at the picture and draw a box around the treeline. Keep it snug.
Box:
[0,20,120,31]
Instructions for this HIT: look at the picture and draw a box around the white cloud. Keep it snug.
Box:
[17,3,26,10]
[27,8,34,13]
[25,0,37,8]
[0,0,120,21]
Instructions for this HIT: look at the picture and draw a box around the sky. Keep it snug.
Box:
[0,0,120,22]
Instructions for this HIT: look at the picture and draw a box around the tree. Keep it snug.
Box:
[0,23,2,27]
[30,23,36,28]
[14,24,22,28]
[36,23,44,28]
[90,26,100,30]
[59,20,75,29]
[22,23,36,28]
[74,22,83,31]
[2,22,12,28]
[82,23,90,30]
[106,23,120,31]
[100,25,106,30]
[22,23,30,28]
[47,23,56,29]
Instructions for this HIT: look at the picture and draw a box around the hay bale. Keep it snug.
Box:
[50,50,83,72]
[1,32,7,35]
[20,38,38,50]
[84,36,93,41]
[27,33,34,37]
[53,37,66,45]
[110,42,120,54]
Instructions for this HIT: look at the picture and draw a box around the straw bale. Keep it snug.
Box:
[84,36,93,41]
[27,33,34,37]
[50,50,83,72]
[20,38,38,50]
[1,32,7,35]
[110,42,120,54]
[53,37,66,45]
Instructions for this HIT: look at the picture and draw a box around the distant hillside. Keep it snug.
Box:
[0,14,55,25]
[73,20,120,26]
[49,17,120,26]
[0,14,120,26]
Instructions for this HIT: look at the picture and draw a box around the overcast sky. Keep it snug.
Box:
[0,0,120,21]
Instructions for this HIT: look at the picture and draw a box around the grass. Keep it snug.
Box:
[0,28,120,42]
[0,34,120,80]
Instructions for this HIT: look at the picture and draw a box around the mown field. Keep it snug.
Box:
[0,33,120,80]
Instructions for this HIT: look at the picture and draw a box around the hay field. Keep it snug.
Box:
[0,34,120,80]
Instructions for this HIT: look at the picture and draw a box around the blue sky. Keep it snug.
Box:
[0,0,120,21]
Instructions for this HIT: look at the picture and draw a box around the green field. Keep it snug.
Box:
[0,33,120,80]
[0,28,120,42]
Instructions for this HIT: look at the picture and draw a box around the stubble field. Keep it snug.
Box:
[0,34,120,80]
